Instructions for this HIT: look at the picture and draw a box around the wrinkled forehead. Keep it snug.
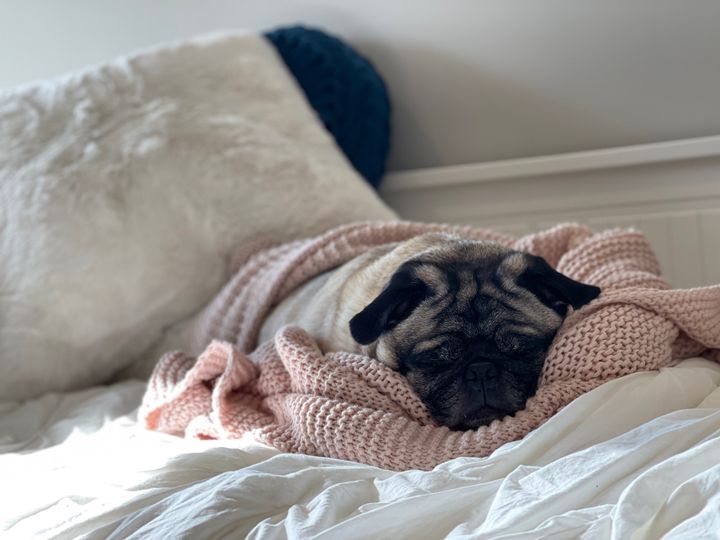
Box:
[400,240,524,284]
[395,244,553,334]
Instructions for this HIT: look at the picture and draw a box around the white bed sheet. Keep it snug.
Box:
[2,358,720,539]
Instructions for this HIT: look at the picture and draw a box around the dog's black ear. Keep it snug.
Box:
[519,254,600,314]
[349,271,430,345]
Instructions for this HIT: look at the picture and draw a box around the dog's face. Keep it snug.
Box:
[349,236,600,430]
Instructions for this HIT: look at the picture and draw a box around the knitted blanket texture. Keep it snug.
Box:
[141,222,720,471]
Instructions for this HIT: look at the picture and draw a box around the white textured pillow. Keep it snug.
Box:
[0,32,396,400]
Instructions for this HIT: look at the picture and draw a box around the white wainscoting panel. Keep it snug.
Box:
[382,136,720,288]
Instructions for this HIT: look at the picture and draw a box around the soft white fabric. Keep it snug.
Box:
[2,358,719,539]
[0,31,395,401]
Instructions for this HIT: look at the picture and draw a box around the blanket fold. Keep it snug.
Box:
[141,222,720,471]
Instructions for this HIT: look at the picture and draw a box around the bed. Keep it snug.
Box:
[2,25,720,540]
[4,359,720,538]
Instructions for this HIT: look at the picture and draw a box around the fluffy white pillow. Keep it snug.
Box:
[0,32,396,401]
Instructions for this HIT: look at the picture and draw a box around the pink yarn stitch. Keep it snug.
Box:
[141,222,720,471]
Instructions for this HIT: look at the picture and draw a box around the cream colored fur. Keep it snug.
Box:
[258,234,461,364]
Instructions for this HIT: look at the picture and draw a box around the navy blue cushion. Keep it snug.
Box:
[265,25,391,189]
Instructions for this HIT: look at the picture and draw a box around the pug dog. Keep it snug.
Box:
[259,233,600,430]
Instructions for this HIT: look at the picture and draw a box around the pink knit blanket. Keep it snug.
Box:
[141,222,720,471]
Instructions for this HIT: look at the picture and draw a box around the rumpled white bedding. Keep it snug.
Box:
[2,358,720,539]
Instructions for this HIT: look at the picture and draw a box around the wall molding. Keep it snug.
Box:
[382,134,720,193]
[380,135,720,288]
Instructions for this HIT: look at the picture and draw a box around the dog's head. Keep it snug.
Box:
[349,234,600,430]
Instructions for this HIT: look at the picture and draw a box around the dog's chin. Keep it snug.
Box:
[452,407,507,431]
[430,406,509,431]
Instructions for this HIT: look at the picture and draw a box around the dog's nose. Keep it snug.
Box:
[465,362,498,391]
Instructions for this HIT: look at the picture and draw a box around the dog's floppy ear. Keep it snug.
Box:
[519,254,600,314]
[349,271,430,345]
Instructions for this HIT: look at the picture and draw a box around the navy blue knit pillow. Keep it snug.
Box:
[265,26,391,189]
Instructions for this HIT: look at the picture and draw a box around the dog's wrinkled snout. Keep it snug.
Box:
[465,362,498,392]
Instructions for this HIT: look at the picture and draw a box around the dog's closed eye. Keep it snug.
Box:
[412,352,442,370]
[494,325,548,355]
[413,341,451,366]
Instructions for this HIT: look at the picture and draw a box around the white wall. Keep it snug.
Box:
[2,0,720,171]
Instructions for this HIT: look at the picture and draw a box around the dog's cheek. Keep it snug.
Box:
[374,338,399,369]
[426,379,467,425]
[408,368,449,399]
[497,371,533,410]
